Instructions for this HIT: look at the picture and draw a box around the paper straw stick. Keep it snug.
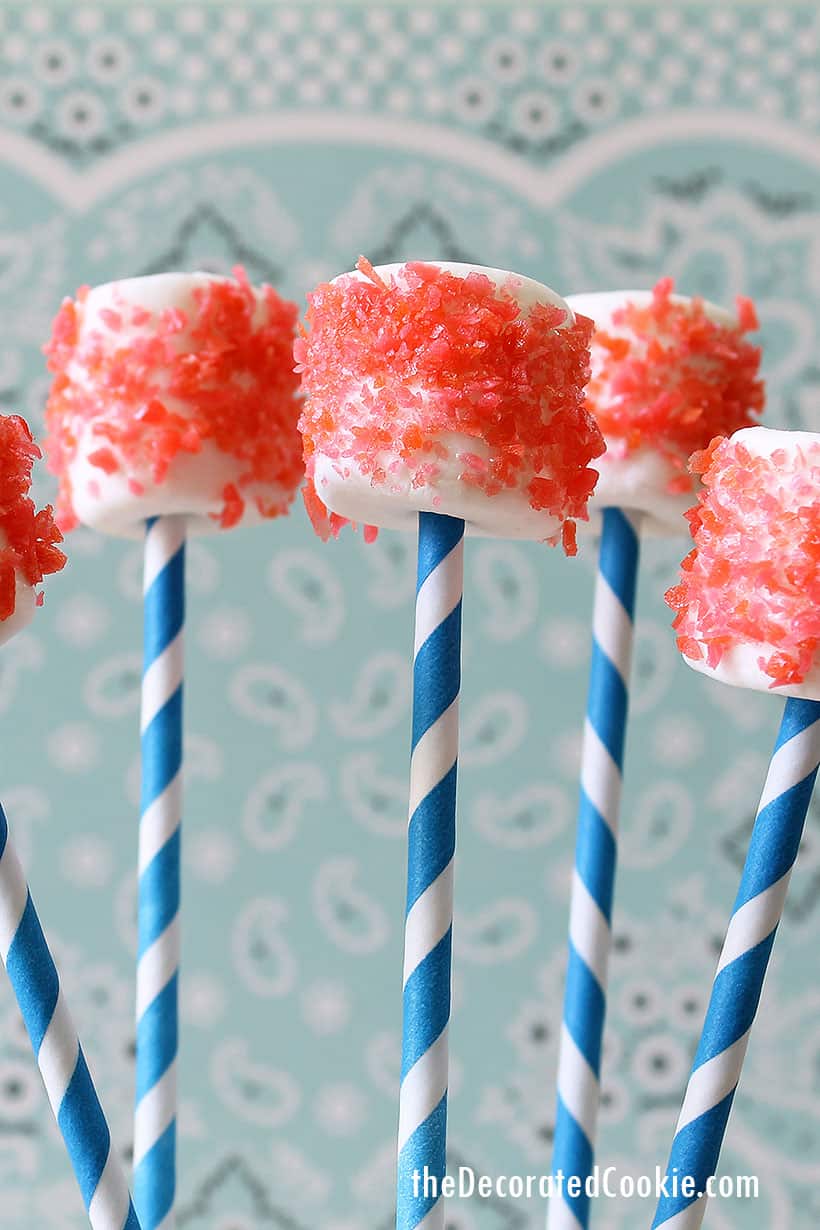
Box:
[652,696,820,1229]
[0,801,141,1230]
[396,512,464,1230]
[134,516,185,1230]
[550,507,641,1230]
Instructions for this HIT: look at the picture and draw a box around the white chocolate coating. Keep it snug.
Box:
[569,290,736,538]
[60,272,294,539]
[715,425,818,462]
[314,438,564,539]
[69,433,287,540]
[685,641,820,700]
[312,261,585,541]
[0,562,36,647]
[338,262,575,322]
[682,426,820,700]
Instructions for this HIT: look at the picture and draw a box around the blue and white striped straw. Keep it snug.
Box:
[0,801,141,1230]
[550,508,641,1230]
[134,516,185,1230]
[397,511,464,1230]
[652,695,820,1229]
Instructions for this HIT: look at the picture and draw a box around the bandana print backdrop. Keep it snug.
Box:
[1,3,820,1228]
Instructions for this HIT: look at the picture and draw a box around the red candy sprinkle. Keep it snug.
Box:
[586,278,764,492]
[296,260,602,552]
[0,415,66,621]
[666,434,820,688]
[44,267,303,531]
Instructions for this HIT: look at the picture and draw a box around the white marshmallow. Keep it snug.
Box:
[68,433,287,540]
[57,272,296,539]
[0,556,36,647]
[681,426,820,700]
[568,290,737,538]
[311,261,589,541]
[709,425,818,463]
[338,262,574,320]
[314,437,564,540]
[685,641,820,701]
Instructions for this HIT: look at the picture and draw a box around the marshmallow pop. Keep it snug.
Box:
[550,281,764,1230]
[44,270,302,1230]
[0,416,141,1230]
[652,428,820,1229]
[298,258,602,1230]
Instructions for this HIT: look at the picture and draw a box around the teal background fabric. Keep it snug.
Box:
[0,2,819,1226]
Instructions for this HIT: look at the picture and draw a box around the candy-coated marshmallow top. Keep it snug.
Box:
[44,269,303,538]
[297,259,603,552]
[568,281,764,536]
[668,427,820,698]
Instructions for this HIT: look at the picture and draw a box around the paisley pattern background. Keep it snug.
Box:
[0,3,819,1226]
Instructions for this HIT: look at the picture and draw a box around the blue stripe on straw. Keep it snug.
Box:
[564,943,606,1072]
[733,774,817,910]
[574,799,617,922]
[693,935,776,1066]
[653,1093,736,1224]
[401,928,453,1079]
[6,894,59,1053]
[136,830,181,957]
[135,974,179,1101]
[598,507,639,618]
[134,1122,176,1230]
[405,766,458,914]
[554,1100,593,1224]
[775,695,818,749]
[416,514,465,589]
[587,647,628,763]
[139,693,184,811]
[124,1205,143,1230]
[397,1094,449,1228]
[58,1049,111,1206]
[411,602,463,748]
[142,536,185,662]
